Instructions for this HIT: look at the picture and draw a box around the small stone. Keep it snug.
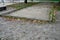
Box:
[23,31,26,34]
[0,38,1,40]
[55,38,58,40]
[38,37,41,39]
[38,20,41,23]
[33,20,37,23]
[17,19,20,21]
[45,37,48,39]
[43,32,45,34]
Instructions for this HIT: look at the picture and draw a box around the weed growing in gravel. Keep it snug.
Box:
[49,6,56,23]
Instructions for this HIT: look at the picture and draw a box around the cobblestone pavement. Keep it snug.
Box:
[0,17,60,40]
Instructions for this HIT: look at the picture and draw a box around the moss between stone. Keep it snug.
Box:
[8,2,40,10]
[0,15,48,24]
[55,6,60,11]
[49,7,56,23]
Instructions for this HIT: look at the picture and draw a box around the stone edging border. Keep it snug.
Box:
[0,15,49,24]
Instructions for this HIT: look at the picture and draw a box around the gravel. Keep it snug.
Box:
[0,17,60,40]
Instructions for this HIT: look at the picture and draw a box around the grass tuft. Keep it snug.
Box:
[8,2,39,10]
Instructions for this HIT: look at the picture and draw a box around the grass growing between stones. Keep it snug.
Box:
[0,15,48,24]
[54,3,60,11]
[49,3,60,23]
[8,2,39,10]
[49,6,56,23]
[56,6,60,11]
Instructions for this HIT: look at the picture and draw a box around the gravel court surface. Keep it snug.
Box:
[0,17,60,40]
